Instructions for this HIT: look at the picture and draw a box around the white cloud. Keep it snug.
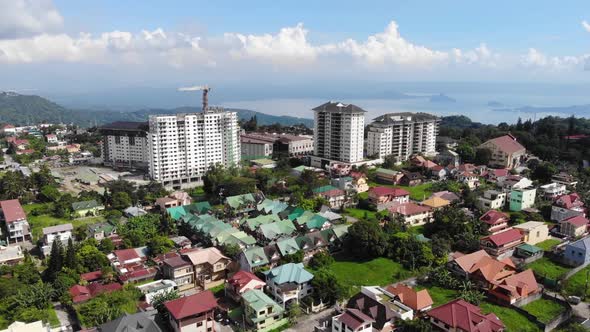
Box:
[521,48,585,70]
[451,43,501,67]
[582,20,590,33]
[0,0,63,39]
[225,23,318,64]
[330,21,448,66]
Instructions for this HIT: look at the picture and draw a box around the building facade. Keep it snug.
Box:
[148,109,240,189]
[366,112,440,161]
[312,102,365,166]
[99,122,150,170]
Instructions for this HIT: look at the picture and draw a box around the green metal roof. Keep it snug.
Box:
[244,214,281,230]
[242,289,284,321]
[259,219,296,240]
[264,263,313,285]
[313,185,339,194]
[305,215,328,230]
[243,246,269,267]
[257,199,288,215]
[517,243,542,254]
[331,224,350,239]
[226,193,256,209]
[72,200,102,211]
[376,168,399,175]
[276,237,300,256]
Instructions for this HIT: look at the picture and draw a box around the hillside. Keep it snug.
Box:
[0,92,313,128]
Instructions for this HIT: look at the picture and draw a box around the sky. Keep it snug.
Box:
[1,0,590,95]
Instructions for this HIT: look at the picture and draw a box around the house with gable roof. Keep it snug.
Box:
[551,193,586,222]
[479,210,510,234]
[385,284,434,312]
[479,134,526,169]
[563,236,590,266]
[313,185,347,210]
[239,246,270,272]
[330,308,375,332]
[368,187,410,206]
[183,247,230,289]
[480,228,524,258]
[0,199,31,243]
[242,289,286,332]
[225,270,266,301]
[427,299,505,332]
[488,269,540,305]
[164,290,217,332]
[559,215,589,238]
[264,263,314,307]
[388,202,432,226]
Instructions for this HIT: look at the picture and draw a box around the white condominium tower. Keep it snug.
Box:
[148,107,240,189]
[366,112,440,161]
[312,102,365,165]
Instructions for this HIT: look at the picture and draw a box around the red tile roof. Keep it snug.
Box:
[388,202,431,216]
[485,135,525,155]
[428,299,504,332]
[0,199,26,223]
[480,210,509,226]
[69,282,122,303]
[337,308,375,330]
[165,291,217,320]
[80,271,102,282]
[163,256,191,268]
[485,229,523,247]
[114,248,140,263]
[489,169,509,178]
[555,193,584,209]
[370,186,410,197]
[562,215,589,227]
[495,269,539,299]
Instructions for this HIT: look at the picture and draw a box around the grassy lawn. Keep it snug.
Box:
[409,225,425,234]
[326,256,413,296]
[209,284,226,297]
[521,298,566,324]
[535,239,561,251]
[415,284,459,307]
[24,202,106,241]
[46,308,60,328]
[564,265,590,298]
[480,302,541,332]
[343,208,376,220]
[526,257,570,281]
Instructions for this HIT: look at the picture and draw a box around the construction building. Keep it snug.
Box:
[99,121,150,170]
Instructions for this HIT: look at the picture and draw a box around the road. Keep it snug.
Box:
[284,308,335,332]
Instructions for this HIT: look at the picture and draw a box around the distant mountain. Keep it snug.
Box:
[0,92,313,128]
[440,115,484,129]
[487,101,504,107]
[429,93,456,103]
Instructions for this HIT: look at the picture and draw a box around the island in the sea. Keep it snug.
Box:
[429,93,456,103]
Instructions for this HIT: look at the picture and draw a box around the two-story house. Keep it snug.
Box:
[551,193,586,222]
[509,187,537,212]
[539,183,567,201]
[478,134,525,169]
[0,199,30,243]
[242,289,286,331]
[428,299,505,332]
[513,221,549,245]
[264,263,314,308]
[162,255,195,291]
[368,187,410,207]
[480,228,524,258]
[331,309,375,332]
[225,270,266,302]
[559,215,588,238]
[165,291,217,332]
[41,223,73,257]
[313,185,347,210]
[476,190,507,211]
[388,203,432,226]
[183,247,231,290]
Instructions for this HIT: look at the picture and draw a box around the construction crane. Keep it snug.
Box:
[178,85,211,111]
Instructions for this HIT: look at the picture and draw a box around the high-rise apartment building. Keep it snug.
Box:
[366,113,439,161]
[148,107,240,189]
[99,121,150,170]
[311,102,365,167]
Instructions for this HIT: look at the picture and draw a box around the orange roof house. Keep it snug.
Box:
[385,284,433,312]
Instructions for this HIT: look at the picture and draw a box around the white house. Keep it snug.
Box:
[539,183,567,200]
[476,190,507,211]
[264,263,314,308]
[137,279,177,304]
[41,223,73,257]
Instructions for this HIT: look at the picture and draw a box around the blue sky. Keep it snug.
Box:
[1,0,590,94]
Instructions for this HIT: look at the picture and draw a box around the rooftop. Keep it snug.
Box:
[164,291,217,320]
[312,101,366,113]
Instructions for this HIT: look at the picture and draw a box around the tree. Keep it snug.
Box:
[286,302,302,323]
[77,244,109,272]
[45,240,64,282]
[396,318,433,332]
[64,238,77,269]
[308,251,334,270]
[148,236,174,256]
[111,191,132,210]
[456,143,475,163]
[221,244,241,259]
[151,290,180,319]
[99,238,115,253]
[474,148,492,166]
[531,162,557,183]
[346,219,388,258]
[459,281,485,305]
[279,250,304,264]
[311,270,343,305]
[118,214,160,247]
[39,185,61,202]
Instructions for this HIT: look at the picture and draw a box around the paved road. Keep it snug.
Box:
[284,309,335,332]
[53,302,75,331]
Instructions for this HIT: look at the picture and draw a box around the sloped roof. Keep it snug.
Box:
[337,309,375,330]
[388,202,431,216]
[452,250,491,273]
[98,311,162,332]
[484,229,523,247]
[370,186,410,197]
[242,246,269,267]
[183,247,228,266]
[375,168,399,176]
[242,289,283,316]
[72,200,102,211]
[0,199,26,223]
[164,291,217,320]
[421,196,450,208]
[496,269,539,299]
[482,135,525,154]
[346,292,396,329]
[276,237,301,256]
[480,210,509,226]
[42,223,73,235]
[470,256,515,283]
[427,299,504,332]
[562,215,589,227]
[432,191,461,202]
[554,193,584,209]
[265,263,313,285]
[228,271,265,293]
[568,236,590,251]
[259,219,296,240]
[312,101,366,113]
[226,193,256,209]
[385,284,433,311]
